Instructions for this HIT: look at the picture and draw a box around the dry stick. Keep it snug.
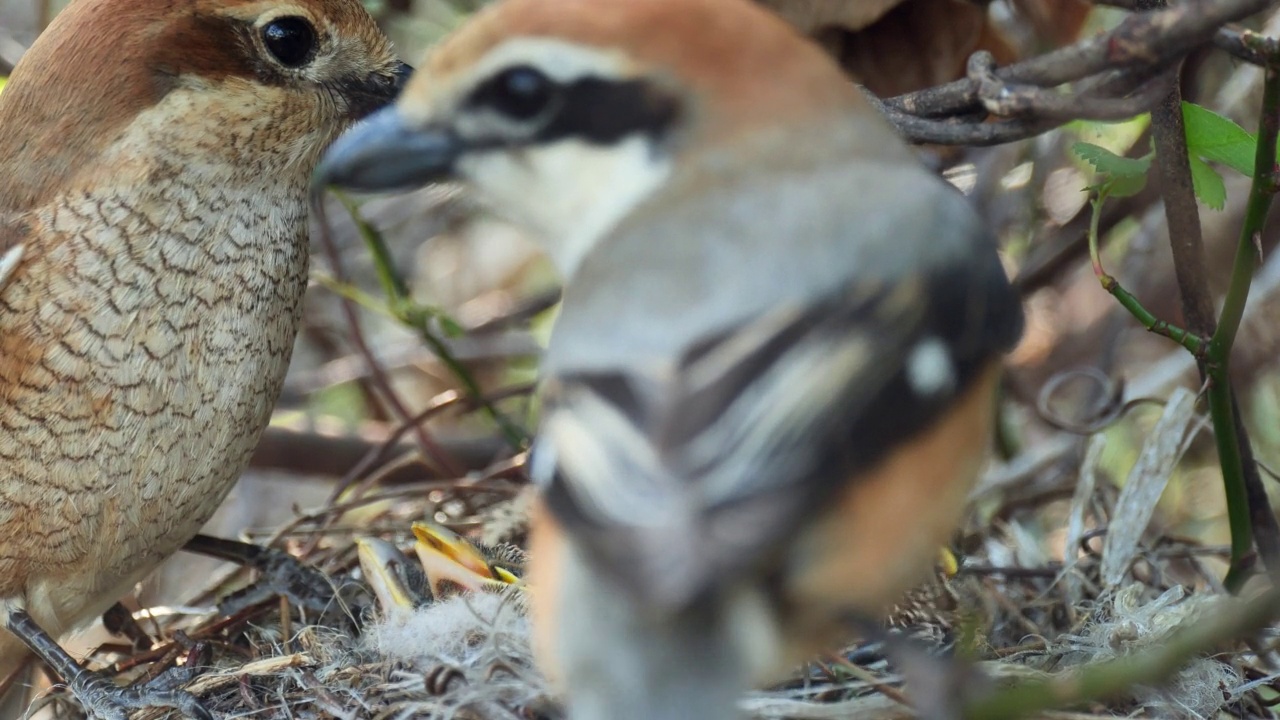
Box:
[327,383,534,506]
[877,0,1275,144]
[311,199,464,477]
[893,0,1273,116]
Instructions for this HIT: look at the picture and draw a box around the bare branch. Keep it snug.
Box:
[879,0,1276,144]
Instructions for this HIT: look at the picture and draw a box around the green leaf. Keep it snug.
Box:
[1182,102,1256,176]
[1074,142,1152,179]
[1188,154,1226,210]
[1073,142,1151,197]
[1107,170,1149,198]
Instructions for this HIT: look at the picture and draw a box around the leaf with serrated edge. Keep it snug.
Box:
[1182,102,1256,177]
[1073,141,1151,179]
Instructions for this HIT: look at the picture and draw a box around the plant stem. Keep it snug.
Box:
[337,195,530,450]
[1147,71,1275,588]
[1087,195,1205,355]
[1211,65,1280,590]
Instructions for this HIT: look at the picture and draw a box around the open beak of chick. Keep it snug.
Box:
[356,522,525,618]
[411,520,522,597]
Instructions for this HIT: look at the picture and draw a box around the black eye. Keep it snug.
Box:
[486,66,555,120]
[262,17,316,68]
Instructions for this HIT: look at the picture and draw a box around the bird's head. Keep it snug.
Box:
[0,0,409,211]
[314,0,889,276]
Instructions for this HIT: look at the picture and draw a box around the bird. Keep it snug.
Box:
[312,0,1024,718]
[357,527,525,616]
[357,537,434,613]
[0,1,406,717]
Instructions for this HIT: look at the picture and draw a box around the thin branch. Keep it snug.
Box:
[310,200,466,477]
[248,424,509,481]
[335,193,530,450]
[967,52,1173,122]
[1214,25,1280,67]
[1086,194,1206,355]
[892,0,1271,117]
[877,0,1275,143]
[1146,61,1268,589]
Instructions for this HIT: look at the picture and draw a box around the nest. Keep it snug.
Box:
[14,416,1279,720]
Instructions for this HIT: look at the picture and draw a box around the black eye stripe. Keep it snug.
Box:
[464,73,681,146]
[467,65,559,121]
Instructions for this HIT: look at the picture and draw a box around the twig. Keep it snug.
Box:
[878,0,1275,143]
[967,52,1172,122]
[1214,25,1280,68]
[310,198,465,476]
[326,383,534,506]
[1085,194,1206,355]
[1145,73,1263,585]
[249,424,507,482]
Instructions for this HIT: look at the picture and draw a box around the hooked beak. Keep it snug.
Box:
[343,60,415,122]
[313,105,463,194]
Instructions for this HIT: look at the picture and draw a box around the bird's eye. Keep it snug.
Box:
[486,66,556,120]
[262,17,317,68]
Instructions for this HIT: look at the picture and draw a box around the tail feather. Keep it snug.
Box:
[556,542,772,720]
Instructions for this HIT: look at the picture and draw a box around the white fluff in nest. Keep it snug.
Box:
[363,589,554,717]
[1051,585,1238,719]
[367,590,530,666]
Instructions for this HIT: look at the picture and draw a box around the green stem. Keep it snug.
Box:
[1212,65,1280,591]
[336,194,530,450]
[1087,195,1205,356]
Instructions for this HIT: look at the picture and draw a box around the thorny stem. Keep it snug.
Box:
[337,195,530,451]
[1211,65,1280,590]
[1087,195,1205,356]
[1143,57,1269,589]
[1088,59,1280,588]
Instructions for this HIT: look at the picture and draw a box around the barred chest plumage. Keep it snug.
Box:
[0,109,312,641]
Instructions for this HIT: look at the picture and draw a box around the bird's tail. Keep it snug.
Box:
[555,541,775,720]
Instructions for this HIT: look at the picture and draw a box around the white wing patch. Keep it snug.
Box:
[0,244,24,295]
[905,336,955,397]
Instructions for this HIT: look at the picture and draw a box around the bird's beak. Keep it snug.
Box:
[343,61,415,122]
[356,536,425,612]
[411,521,493,576]
[392,61,414,89]
[313,105,462,194]
[411,521,516,597]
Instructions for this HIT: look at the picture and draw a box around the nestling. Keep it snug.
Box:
[0,1,405,717]
[314,0,1023,718]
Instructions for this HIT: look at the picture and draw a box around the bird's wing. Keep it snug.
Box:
[534,159,1023,610]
